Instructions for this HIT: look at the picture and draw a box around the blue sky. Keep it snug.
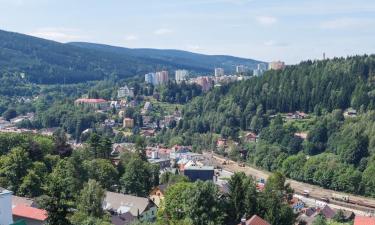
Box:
[1,0,375,64]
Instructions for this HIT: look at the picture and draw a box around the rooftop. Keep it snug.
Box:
[184,166,214,171]
[12,205,48,221]
[103,191,152,216]
[75,98,107,103]
[240,215,271,225]
[354,216,375,225]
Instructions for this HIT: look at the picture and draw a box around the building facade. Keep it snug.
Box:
[117,85,134,98]
[123,118,134,128]
[175,70,189,83]
[74,98,109,109]
[214,68,225,77]
[236,65,246,74]
[156,71,169,85]
[0,187,13,225]
[183,166,214,182]
[269,61,286,70]
[253,63,267,76]
[145,73,155,84]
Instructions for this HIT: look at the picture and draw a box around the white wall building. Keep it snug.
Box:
[175,70,189,83]
[253,63,267,76]
[0,187,13,225]
[117,85,134,98]
[236,65,246,74]
[214,68,225,77]
[145,73,155,84]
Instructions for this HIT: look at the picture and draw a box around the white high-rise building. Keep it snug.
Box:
[0,187,13,225]
[236,65,246,74]
[175,70,189,83]
[214,68,225,77]
[145,73,155,84]
[253,63,267,76]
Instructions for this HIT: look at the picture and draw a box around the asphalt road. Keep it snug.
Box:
[204,152,375,215]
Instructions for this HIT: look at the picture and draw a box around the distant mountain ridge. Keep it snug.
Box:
[0,29,263,84]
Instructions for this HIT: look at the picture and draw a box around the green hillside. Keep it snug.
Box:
[0,29,262,84]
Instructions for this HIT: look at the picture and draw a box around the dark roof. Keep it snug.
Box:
[321,205,336,219]
[305,207,316,217]
[111,212,136,225]
[159,184,168,193]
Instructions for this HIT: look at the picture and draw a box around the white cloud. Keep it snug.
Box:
[124,34,138,41]
[255,16,278,25]
[154,28,173,35]
[263,40,288,47]
[28,27,85,42]
[320,18,374,29]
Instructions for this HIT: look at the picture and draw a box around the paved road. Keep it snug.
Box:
[204,152,375,214]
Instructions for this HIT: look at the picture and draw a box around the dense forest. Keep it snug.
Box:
[179,55,375,137]
[0,29,261,84]
[157,55,375,197]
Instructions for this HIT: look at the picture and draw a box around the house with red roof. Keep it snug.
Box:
[12,205,47,225]
[354,215,375,225]
[238,215,270,225]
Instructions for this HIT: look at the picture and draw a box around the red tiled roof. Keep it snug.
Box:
[13,205,48,221]
[354,216,375,225]
[244,215,271,225]
[75,98,107,103]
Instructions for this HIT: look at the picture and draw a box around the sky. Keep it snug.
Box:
[0,0,375,64]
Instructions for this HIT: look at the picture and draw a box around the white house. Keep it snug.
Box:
[0,187,13,225]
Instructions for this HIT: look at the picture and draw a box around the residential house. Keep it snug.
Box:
[142,102,152,114]
[217,138,227,148]
[290,197,305,213]
[140,129,156,138]
[149,184,168,207]
[148,153,171,170]
[238,215,270,225]
[146,146,171,159]
[103,192,157,225]
[12,205,47,225]
[294,132,308,140]
[320,205,336,219]
[123,118,134,128]
[244,132,257,143]
[344,108,357,118]
[0,187,13,225]
[110,101,121,109]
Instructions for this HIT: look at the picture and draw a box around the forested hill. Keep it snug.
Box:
[0,29,261,84]
[181,55,375,134]
[68,42,262,74]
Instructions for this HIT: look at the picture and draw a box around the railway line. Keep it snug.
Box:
[204,152,375,215]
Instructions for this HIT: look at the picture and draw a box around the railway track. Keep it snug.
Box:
[205,152,375,214]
